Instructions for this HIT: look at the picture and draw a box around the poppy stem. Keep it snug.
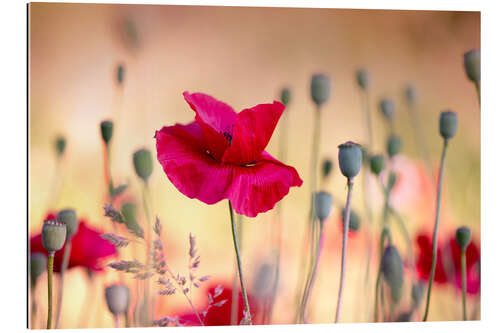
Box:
[474,81,481,106]
[230,214,243,325]
[374,227,392,322]
[422,139,449,321]
[461,249,467,320]
[142,181,153,325]
[54,240,72,328]
[335,179,354,323]
[407,102,434,181]
[30,286,37,329]
[228,200,252,324]
[46,252,54,329]
[388,206,416,281]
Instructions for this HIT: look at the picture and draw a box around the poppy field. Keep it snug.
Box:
[28,3,480,329]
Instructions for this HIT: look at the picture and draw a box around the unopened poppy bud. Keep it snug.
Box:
[381,245,404,303]
[386,134,402,158]
[456,226,471,252]
[396,311,413,322]
[405,84,417,106]
[380,98,395,122]
[280,88,291,107]
[314,191,333,222]
[322,159,333,179]
[387,172,398,192]
[57,209,78,240]
[55,136,66,157]
[439,111,458,140]
[370,154,385,176]
[310,74,331,107]
[338,141,362,179]
[30,252,47,287]
[356,69,370,90]
[100,120,114,145]
[105,284,130,316]
[342,207,360,231]
[117,64,125,85]
[42,219,67,252]
[133,148,153,182]
[121,202,137,226]
[464,49,480,83]
[411,281,425,307]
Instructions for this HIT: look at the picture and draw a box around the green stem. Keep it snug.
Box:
[31,287,37,329]
[142,181,152,326]
[335,179,354,323]
[230,214,243,325]
[125,312,130,328]
[388,207,415,281]
[461,250,467,320]
[422,139,449,321]
[408,103,434,180]
[228,200,252,324]
[475,81,481,106]
[46,252,54,329]
[54,240,72,328]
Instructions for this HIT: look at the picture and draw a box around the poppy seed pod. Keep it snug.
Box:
[117,64,125,85]
[370,154,385,176]
[30,252,47,287]
[100,120,114,145]
[396,312,413,322]
[55,136,66,157]
[380,98,395,122]
[314,191,333,222]
[381,245,404,302]
[322,159,333,179]
[57,209,78,240]
[405,84,417,106]
[42,219,67,252]
[439,111,458,140]
[280,88,291,107]
[121,202,137,226]
[456,226,471,252]
[310,74,331,107]
[342,207,360,231]
[105,284,130,316]
[464,49,480,83]
[338,141,362,179]
[386,135,402,158]
[411,282,425,307]
[387,172,398,192]
[133,148,153,182]
[356,69,370,90]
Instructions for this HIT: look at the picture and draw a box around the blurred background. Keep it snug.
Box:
[29,2,480,328]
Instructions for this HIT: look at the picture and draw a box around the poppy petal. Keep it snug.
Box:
[155,122,234,205]
[183,91,237,160]
[228,151,302,217]
[222,101,284,165]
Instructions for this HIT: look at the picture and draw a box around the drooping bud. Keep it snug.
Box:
[439,111,458,140]
[342,207,360,232]
[356,69,370,90]
[463,49,480,83]
[456,226,471,252]
[386,134,402,158]
[405,84,417,106]
[411,281,425,307]
[30,252,47,287]
[133,148,153,182]
[322,159,333,179]
[117,64,125,85]
[42,219,67,252]
[338,141,362,179]
[55,136,66,157]
[370,154,385,176]
[280,88,291,107]
[381,245,404,303]
[105,284,130,316]
[314,191,333,222]
[57,209,78,240]
[380,98,395,122]
[310,74,331,107]
[100,120,114,145]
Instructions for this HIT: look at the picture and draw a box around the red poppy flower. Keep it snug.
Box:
[30,213,116,272]
[176,282,260,326]
[155,92,303,217]
[415,232,480,294]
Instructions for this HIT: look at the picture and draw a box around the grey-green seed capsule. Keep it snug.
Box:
[370,154,385,176]
[58,209,78,240]
[464,49,480,83]
[338,141,362,179]
[42,219,67,252]
[380,98,395,122]
[381,245,404,303]
[411,282,425,307]
[133,149,153,182]
[30,252,47,287]
[356,69,370,90]
[117,64,125,85]
[439,111,458,140]
[342,207,360,232]
[100,120,114,145]
[456,226,471,252]
[105,284,130,315]
[280,88,291,107]
[314,191,333,222]
[405,84,417,106]
[322,159,333,179]
[310,74,331,107]
[55,136,66,157]
[387,135,402,158]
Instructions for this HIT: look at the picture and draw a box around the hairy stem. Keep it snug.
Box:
[423,140,449,321]
[54,240,72,328]
[461,250,467,320]
[46,252,54,329]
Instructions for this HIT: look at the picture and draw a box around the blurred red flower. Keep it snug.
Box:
[30,213,116,272]
[155,91,303,217]
[415,232,480,294]
[176,283,260,326]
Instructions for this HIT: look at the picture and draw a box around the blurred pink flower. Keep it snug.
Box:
[155,91,303,217]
